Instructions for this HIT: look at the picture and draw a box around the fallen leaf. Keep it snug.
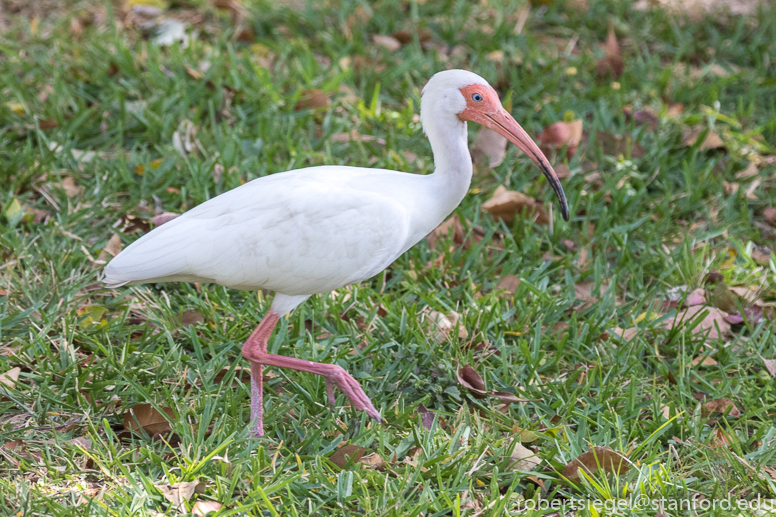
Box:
[596,24,623,78]
[427,215,464,250]
[181,311,204,327]
[62,177,83,198]
[681,125,725,151]
[750,246,772,266]
[156,480,204,511]
[68,437,92,450]
[702,398,741,417]
[97,234,122,264]
[172,119,197,156]
[123,403,175,435]
[154,19,189,47]
[486,50,504,62]
[472,127,507,168]
[294,89,331,111]
[538,119,583,159]
[763,207,776,223]
[692,355,718,367]
[329,444,367,468]
[623,106,658,131]
[152,212,180,226]
[428,310,468,340]
[213,366,252,386]
[761,357,776,378]
[372,34,401,51]
[507,440,541,471]
[555,163,571,179]
[495,275,521,297]
[562,446,629,482]
[609,327,638,341]
[417,403,436,430]
[0,367,21,388]
[39,118,58,130]
[456,365,488,399]
[710,427,731,447]
[665,306,731,339]
[482,185,549,225]
[735,161,759,180]
[192,501,223,516]
[392,29,432,44]
[76,305,108,328]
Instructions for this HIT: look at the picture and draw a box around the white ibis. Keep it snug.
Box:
[104,69,569,438]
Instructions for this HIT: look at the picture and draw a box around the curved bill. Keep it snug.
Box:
[485,111,570,221]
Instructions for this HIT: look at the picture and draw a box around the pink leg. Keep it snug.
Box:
[242,312,381,438]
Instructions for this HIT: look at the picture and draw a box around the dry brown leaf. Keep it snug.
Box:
[762,357,776,378]
[428,310,468,340]
[555,163,571,179]
[372,34,401,51]
[192,501,223,516]
[482,185,549,225]
[152,212,180,226]
[62,177,83,198]
[702,398,741,417]
[124,403,175,435]
[156,480,204,511]
[763,207,776,224]
[710,427,731,447]
[181,310,204,327]
[330,130,386,145]
[507,440,541,472]
[294,89,331,111]
[596,24,624,78]
[0,367,20,388]
[427,215,464,250]
[692,355,718,367]
[417,403,436,431]
[97,234,122,265]
[562,446,629,482]
[538,119,583,159]
[681,126,725,151]
[68,437,92,450]
[623,106,659,131]
[456,365,488,399]
[472,127,507,168]
[665,306,731,339]
[329,444,367,468]
[495,275,521,297]
[609,327,638,341]
[735,161,758,180]
[750,246,772,266]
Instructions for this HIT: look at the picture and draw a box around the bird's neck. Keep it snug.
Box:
[426,116,473,215]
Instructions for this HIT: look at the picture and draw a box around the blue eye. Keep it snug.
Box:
[472,93,483,102]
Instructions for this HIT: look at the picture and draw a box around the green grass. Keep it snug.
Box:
[1,0,776,515]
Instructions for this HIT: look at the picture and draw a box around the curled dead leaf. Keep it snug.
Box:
[152,212,180,226]
[538,119,583,159]
[506,439,541,471]
[180,310,205,327]
[681,125,725,151]
[372,34,401,51]
[428,310,468,340]
[482,185,549,225]
[664,306,731,339]
[702,398,741,417]
[294,89,331,111]
[596,24,623,78]
[156,480,204,511]
[562,446,629,482]
[192,501,223,516]
[0,367,21,388]
[456,365,488,399]
[495,274,521,297]
[329,444,367,468]
[123,403,175,435]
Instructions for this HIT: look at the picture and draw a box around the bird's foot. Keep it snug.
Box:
[323,366,382,422]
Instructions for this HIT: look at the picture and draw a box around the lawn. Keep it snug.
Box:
[1,0,776,515]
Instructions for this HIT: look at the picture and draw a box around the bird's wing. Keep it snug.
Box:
[103,169,411,295]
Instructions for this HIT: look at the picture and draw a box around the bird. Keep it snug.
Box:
[103,69,570,439]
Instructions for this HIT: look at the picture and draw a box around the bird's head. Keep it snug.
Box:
[422,70,570,221]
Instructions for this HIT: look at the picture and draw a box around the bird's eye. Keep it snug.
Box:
[472,93,483,102]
